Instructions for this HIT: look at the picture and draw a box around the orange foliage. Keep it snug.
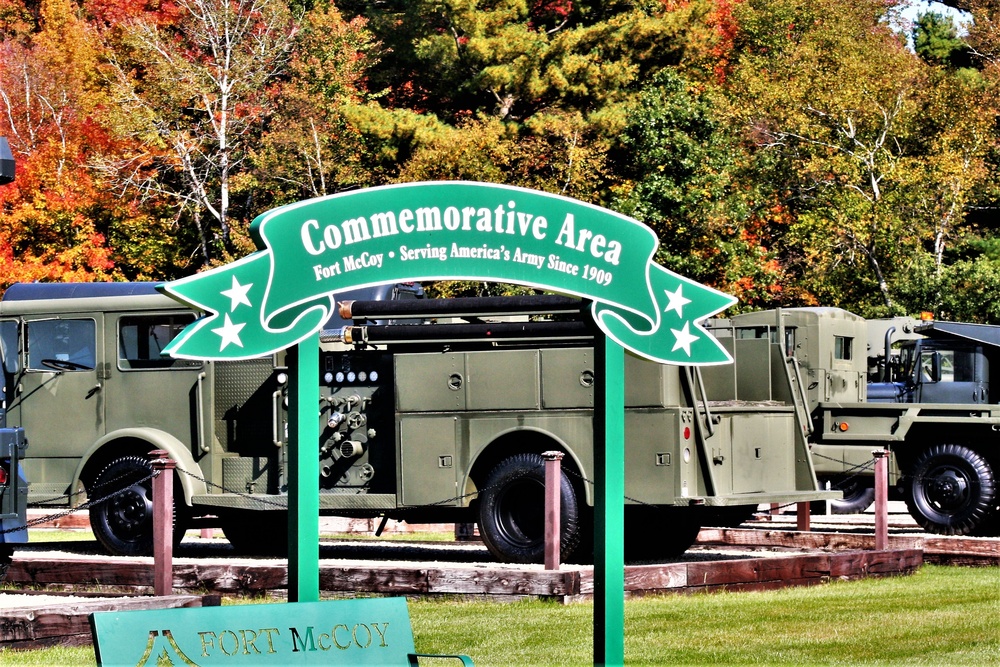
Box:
[707,0,741,83]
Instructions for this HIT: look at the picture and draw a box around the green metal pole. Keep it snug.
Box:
[594,336,625,666]
[287,333,320,602]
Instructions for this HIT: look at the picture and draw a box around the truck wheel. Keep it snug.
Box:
[0,545,11,582]
[89,456,184,556]
[624,507,702,561]
[477,452,581,563]
[221,511,289,556]
[818,475,876,514]
[904,444,996,535]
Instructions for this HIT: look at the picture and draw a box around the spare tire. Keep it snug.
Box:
[477,452,581,563]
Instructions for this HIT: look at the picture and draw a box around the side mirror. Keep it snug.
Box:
[931,352,943,382]
[920,352,942,383]
[0,137,15,185]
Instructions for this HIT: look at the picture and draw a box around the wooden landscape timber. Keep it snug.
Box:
[2,548,923,603]
[0,592,219,650]
[696,528,1000,567]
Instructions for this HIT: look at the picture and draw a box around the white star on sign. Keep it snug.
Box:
[671,321,699,356]
[221,276,253,311]
[212,314,246,350]
[663,284,692,317]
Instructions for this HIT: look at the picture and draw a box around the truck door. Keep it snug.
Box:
[915,344,988,404]
[9,316,104,497]
[103,312,207,455]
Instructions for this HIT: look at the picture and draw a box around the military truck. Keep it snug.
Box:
[0,284,833,560]
[708,308,1000,537]
[0,281,419,557]
[1,136,29,579]
[315,295,834,562]
[0,426,28,580]
[0,136,15,185]
[0,314,28,582]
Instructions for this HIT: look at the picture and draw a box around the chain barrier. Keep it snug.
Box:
[27,466,161,508]
[0,470,158,537]
[810,452,882,496]
[3,449,911,542]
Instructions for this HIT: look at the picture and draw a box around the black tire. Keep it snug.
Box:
[0,545,12,582]
[221,510,289,556]
[904,444,996,536]
[89,456,185,556]
[818,475,876,514]
[477,452,581,564]
[702,504,759,527]
[624,507,702,562]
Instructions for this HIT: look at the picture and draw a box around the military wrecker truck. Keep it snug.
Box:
[0,283,833,561]
[707,307,1000,537]
[0,137,29,580]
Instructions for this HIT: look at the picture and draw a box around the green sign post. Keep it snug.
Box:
[160,181,736,665]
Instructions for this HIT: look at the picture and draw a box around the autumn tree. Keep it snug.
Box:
[336,1,725,183]
[726,0,940,314]
[250,3,380,206]
[97,0,298,266]
[0,0,122,287]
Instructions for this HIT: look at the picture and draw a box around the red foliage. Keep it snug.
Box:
[82,0,182,29]
[529,0,572,31]
[706,0,741,84]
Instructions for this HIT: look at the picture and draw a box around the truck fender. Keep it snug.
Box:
[71,428,207,507]
[464,425,591,505]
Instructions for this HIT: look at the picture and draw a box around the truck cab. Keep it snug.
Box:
[868,337,990,405]
[717,307,1000,536]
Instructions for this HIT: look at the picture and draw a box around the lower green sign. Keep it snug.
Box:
[90,597,464,666]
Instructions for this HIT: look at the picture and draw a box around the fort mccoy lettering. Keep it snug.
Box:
[123,621,396,666]
[301,200,622,288]
[195,622,392,658]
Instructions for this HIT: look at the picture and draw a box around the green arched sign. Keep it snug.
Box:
[160,181,735,365]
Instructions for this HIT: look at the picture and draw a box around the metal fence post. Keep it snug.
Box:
[542,451,564,571]
[149,449,176,596]
[796,501,811,532]
[873,448,890,550]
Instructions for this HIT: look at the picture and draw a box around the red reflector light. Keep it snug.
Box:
[0,466,8,485]
[683,426,691,440]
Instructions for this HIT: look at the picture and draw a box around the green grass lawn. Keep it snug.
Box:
[2,565,997,665]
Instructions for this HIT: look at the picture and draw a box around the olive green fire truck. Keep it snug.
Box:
[0,284,833,561]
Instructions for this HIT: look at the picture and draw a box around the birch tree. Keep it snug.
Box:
[99,0,297,264]
[729,0,926,313]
